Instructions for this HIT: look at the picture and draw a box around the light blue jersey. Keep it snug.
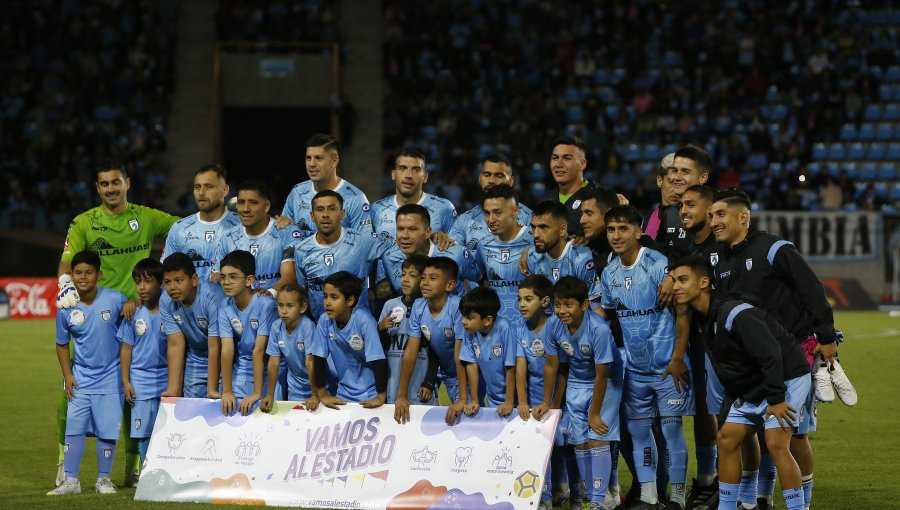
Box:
[371,193,457,238]
[545,312,623,389]
[601,247,675,378]
[117,306,168,399]
[294,227,394,319]
[217,293,277,382]
[516,316,563,406]
[163,211,241,281]
[215,218,302,290]
[407,295,465,389]
[378,241,477,295]
[474,226,533,324]
[526,240,601,300]
[308,308,386,402]
[459,317,517,407]
[160,281,225,380]
[283,179,373,235]
[379,296,431,404]
[55,287,128,394]
[449,203,532,260]
[265,316,316,400]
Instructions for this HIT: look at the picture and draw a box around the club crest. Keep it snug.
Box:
[296,341,305,352]
[491,344,502,357]
[624,277,632,290]
[230,317,243,335]
[710,253,719,266]
[198,317,209,330]
[134,419,142,430]
[571,199,582,210]
[552,268,560,281]
[324,253,334,266]
[745,258,753,271]
[501,249,510,262]
[250,319,259,330]
[129,218,139,231]
[250,244,259,256]
[205,231,215,242]
[420,325,431,340]
[580,342,591,355]
[101,310,111,321]
[443,327,453,338]
[472,341,481,359]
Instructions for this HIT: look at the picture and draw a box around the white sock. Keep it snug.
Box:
[640,481,658,504]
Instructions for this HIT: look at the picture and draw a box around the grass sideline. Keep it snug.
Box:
[0,311,896,509]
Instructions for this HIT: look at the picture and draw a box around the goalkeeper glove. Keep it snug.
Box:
[57,274,80,309]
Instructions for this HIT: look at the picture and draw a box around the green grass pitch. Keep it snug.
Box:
[0,311,897,509]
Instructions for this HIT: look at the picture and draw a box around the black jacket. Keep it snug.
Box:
[703,299,811,405]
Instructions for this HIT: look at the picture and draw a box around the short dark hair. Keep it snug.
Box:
[684,184,714,202]
[95,160,126,181]
[553,276,588,302]
[396,203,430,226]
[531,200,569,224]
[424,256,459,281]
[312,189,344,209]
[132,258,163,283]
[519,274,553,300]
[162,252,197,276]
[712,188,752,210]
[483,153,511,167]
[71,250,101,272]
[195,163,227,181]
[604,204,644,228]
[551,135,586,155]
[278,282,309,308]
[323,271,362,307]
[482,183,518,205]
[396,147,427,165]
[670,254,713,280]
[237,179,271,202]
[458,286,501,319]
[581,186,620,212]
[402,253,429,273]
[220,250,256,277]
[674,144,712,175]
[306,133,340,154]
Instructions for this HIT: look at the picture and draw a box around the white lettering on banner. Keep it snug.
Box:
[6,282,51,317]
[135,398,560,509]
[753,211,880,263]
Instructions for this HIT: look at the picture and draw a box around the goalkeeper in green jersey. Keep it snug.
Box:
[55,160,179,488]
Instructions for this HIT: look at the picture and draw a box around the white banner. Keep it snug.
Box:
[753,211,881,263]
[135,398,560,509]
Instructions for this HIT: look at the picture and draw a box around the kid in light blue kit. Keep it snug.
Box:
[117,259,168,466]
[260,283,317,410]
[217,250,278,416]
[50,251,129,496]
[307,272,389,409]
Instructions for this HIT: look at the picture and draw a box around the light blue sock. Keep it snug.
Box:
[661,417,688,484]
[63,434,86,480]
[589,445,612,505]
[739,470,759,506]
[609,441,620,488]
[758,452,777,503]
[138,437,151,465]
[716,481,739,510]
[96,438,117,479]
[802,474,813,509]
[696,445,717,484]
[626,419,657,483]
[784,487,805,510]
[574,448,593,502]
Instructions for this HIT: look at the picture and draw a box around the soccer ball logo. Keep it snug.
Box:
[513,470,540,499]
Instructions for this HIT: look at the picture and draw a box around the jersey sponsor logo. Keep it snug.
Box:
[349,334,364,350]
[667,398,685,406]
[745,258,753,271]
[291,230,302,238]
[624,277,632,290]
[91,225,108,231]
[501,250,510,262]
[560,340,574,356]
[488,280,520,289]
[710,253,718,266]
[250,245,259,256]
[324,254,334,266]
[452,209,458,217]
[585,260,594,271]
[443,327,453,338]
[250,319,259,330]
[610,279,622,288]
[101,310,111,321]
[173,314,184,324]
[667,228,676,233]
[92,241,152,256]
[491,344,502,357]
[278,339,286,348]
[530,338,544,356]
[296,340,305,352]
[69,309,86,326]
[420,325,431,340]
[552,268,560,281]
[230,317,243,335]
[135,319,148,336]
[129,219,140,231]
[205,231,215,242]
[572,199,582,210]
[580,342,591,355]
[616,305,665,319]
[719,270,731,279]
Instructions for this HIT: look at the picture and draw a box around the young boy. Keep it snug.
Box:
[160,252,225,398]
[540,276,624,510]
[307,271,389,408]
[458,286,517,418]
[217,250,277,416]
[378,254,438,405]
[393,257,467,426]
[49,251,128,496]
[260,283,316,410]
[671,256,812,510]
[117,259,168,466]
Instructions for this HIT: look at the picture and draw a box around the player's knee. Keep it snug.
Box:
[716,426,743,451]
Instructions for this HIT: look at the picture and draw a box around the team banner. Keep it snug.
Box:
[752,211,880,263]
[135,398,560,509]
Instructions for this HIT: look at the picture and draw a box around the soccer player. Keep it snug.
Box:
[458,287,517,416]
[448,153,532,260]
[278,133,373,234]
[160,253,226,398]
[56,160,178,487]
[49,251,128,496]
[378,254,438,405]
[525,200,599,299]
[293,190,394,319]
[163,164,240,281]
[600,205,694,510]
[709,188,843,510]
[214,179,300,292]
[578,186,625,275]
[307,272,389,408]
[260,283,316,410]
[370,147,457,238]
[217,250,278,416]
[473,184,533,324]
[117,259,167,466]
[394,257,466,425]
[670,256,812,510]
[542,276,624,510]
[547,135,604,237]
